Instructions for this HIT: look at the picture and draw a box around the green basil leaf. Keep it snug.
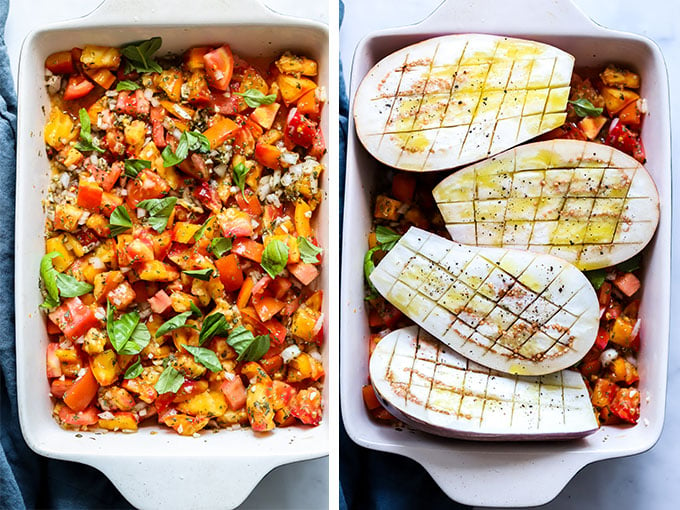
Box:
[198,312,230,345]
[190,301,203,318]
[297,237,323,264]
[109,205,133,236]
[119,321,151,355]
[137,197,177,232]
[585,268,607,290]
[236,89,277,108]
[121,36,163,74]
[193,217,213,242]
[182,344,222,373]
[155,311,192,338]
[116,80,141,91]
[260,239,288,278]
[124,356,143,379]
[232,162,249,197]
[209,237,233,258]
[39,252,61,309]
[161,142,186,167]
[154,366,185,394]
[184,131,210,153]
[183,268,214,281]
[568,98,603,118]
[55,273,94,298]
[74,108,106,154]
[363,246,381,294]
[226,325,270,362]
[616,254,641,273]
[375,226,401,250]
[124,158,151,178]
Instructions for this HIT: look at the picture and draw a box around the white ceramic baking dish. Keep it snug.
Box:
[14,1,334,508]
[341,0,671,506]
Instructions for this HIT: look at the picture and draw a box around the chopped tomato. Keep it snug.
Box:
[289,388,322,426]
[221,376,247,410]
[63,75,94,100]
[218,208,253,238]
[286,108,317,148]
[215,254,244,292]
[126,169,170,207]
[90,161,123,192]
[614,272,641,297]
[232,238,264,263]
[63,367,99,412]
[186,71,211,107]
[49,297,100,340]
[610,387,641,424]
[46,342,63,378]
[58,404,99,427]
[203,45,234,91]
[77,180,103,211]
[606,118,646,163]
[114,89,150,117]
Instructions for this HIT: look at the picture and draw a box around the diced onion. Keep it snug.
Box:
[144,88,153,100]
[213,164,227,177]
[311,313,324,336]
[281,345,302,364]
[631,318,642,341]
[98,411,115,420]
[599,348,619,366]
[90,257,105,270]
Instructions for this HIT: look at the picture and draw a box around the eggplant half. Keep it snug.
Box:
[370,326,598,440]
[353,34,574,171]
[369,227,599,375]
[433,139,660,270]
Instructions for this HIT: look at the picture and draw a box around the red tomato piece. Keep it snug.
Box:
[126,169,170,208]
[606,118,646,163]
[235,190,262,217]
[115,89,150,117]
[610,387,641,424]
[309,127,326,160]
[286,108,317,148]
[63,366,99,412]
[63,75,94,100]
[203,45,234,91]
[45,51,74,74]
[58,405,99,427]
[150,105,166,148]
[50,378,74,399]
[76,180,103,211]
[210,92,247,115]
[613,272,641,297]
[595,327,610,350]
[49,297,100,340]
[193,182,221,212]
[90,161,123,192]
[289,388,322,426]
[392,173,416,203]
[287,262,319,286]
[263,318,287,344]
[220,376,247,410]
[218,208,254,238]
[46,342,62,378]
[148,289,172,314]
[254,142,281,170]
[215,254,244,292]
[252,294,285,322]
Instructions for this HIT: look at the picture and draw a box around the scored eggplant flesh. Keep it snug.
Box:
[370,326,598,440]
[353,34,574,172]
[369,227,599,375]
[433,139,660,270]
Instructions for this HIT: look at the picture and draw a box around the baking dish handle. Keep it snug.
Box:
[92,455,281,510]
[416,0,599,34]
[84,0,277,25]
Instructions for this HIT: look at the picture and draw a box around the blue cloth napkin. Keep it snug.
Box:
[0,3,131,508]
[337,2,469,508]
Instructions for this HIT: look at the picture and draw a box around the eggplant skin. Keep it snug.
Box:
[433,139,660,271]
[369,326,599,441]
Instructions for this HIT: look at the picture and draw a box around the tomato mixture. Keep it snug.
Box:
[362,64,646,427]
[41,38,326,435]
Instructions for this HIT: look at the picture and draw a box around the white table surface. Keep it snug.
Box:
[3,1,328,509]
[341,0,679,509]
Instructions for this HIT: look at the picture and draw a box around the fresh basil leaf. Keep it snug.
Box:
[585,268,607,290]
[106,301,150,355]
[375,226,401,250]
[121,36,163,74]
[124,158,151,178]
[184,131,210,153]
[183,268,214,281]
[363,246,381,294]
[236,89,277,108]
[154,366,185,394]
[260,239,288,278]
[226,325,270,362]
[198,312,230,345]
[116,80,141,91]
[119,321,151,355]
[137,197,177,232]
[39,252,61,309]
[569,98,603,118]
[55,273,94,298]
[209,237,232,258]
[190,301,203,318]
[155,311,192,338]
[616,254,641,273]
[109,205,133,236]
[161,131,209,167]
[231,162,249,197]
[124,356,143,379]
[193,217,213,242]
[182,344,222,373]
[74,108,106,154]
[297,237,323,264]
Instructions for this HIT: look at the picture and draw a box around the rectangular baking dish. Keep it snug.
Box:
[14,0,335,508]
[340,0,671,506]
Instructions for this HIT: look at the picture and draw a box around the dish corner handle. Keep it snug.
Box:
[83,0,273,24]
[420,0,597,33]
[93,455,278,509]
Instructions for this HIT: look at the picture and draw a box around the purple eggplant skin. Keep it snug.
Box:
[371,383,599,442]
